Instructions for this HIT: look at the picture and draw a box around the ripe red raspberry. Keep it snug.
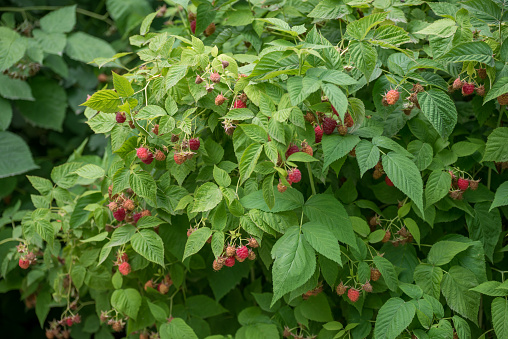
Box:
[116,112,126,123]
[66,317,74,327]
[113,208,126,221]
[142,151,154,164]
[118,262,131,276]
[322,117,337,135]
[189,138,200,150]
[452,77,463,90]
[457,178,469,191]
[462,83,475,96]
[210,72,221,83]
[132,212,142,224]
[384,89,400,105]
[344,113,354,127]
[331,105,339,116]
[498,93,508,105]
[288,168,301,183]
[136,147,149,160]
[385,176,394,186]
[215,94,226,106]
[233,99,247,109]
[475,85,485,97]
[285,145,299,159]
[190,20,196,34]
[337,124,348,136]
[224,256,235,267]
[155,150,166,161]
[277,182,287,193]
[314,125,323,143]
[174,152,186,165]
[301,145,313,156]
[336,282,347,295]
[371,268,382,281]
[236,246,249,260]
[19,258,30,269]
[347,288,360,302]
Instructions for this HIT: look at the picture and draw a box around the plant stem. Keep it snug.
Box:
[0,237,25,246]
[306,163,316,196]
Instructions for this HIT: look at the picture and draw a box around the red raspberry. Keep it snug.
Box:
[190,20,196,34]
[385,176,394,186]
[118,262,131,276]
[225,256,235,267]
[285,145,299,159]
[174,152,186,165]
[331,105,339,116]
[189,138,200,150]
[236,246,249,260]
[347,288,360,302]
[116,112,126,123]
[136,147,149,160]
[384,89,400,105]
[113,208,126,221]
[457,178,469,191]
[155,150,166,161]
[288,168,301,183]
[210,72,221,83]
[462,83,475,96]
[119,253,128,263]
[233,99,247,109]
[19,258,30,269]
[132,212,142,224]
[344,113,354,127]
[314,125,323,143]
[452,77,463,90]
[142,151,154,164]
[322,117,337,135]
[277,182,287,193]
[215,94,226,106]
[66,317,74,327]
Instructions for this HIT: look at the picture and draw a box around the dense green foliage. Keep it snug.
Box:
[1,1,508,339]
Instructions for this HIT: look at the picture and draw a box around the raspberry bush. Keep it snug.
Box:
[1,1,508,339]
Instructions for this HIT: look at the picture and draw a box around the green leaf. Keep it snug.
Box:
[452,315,471,339]
[35,287,51,328]
[306,68,358,86]
[65,32,115,63]
[140,12,157,35]
[87,113,116,133]
[239,143,263,184]
[40,5,76,33]
[240,124,268,144]
[186,295,227,319]
[160,318,198,339]
[404,218,421,247]
[213,165,231,187]
[347,12,388,40]
[373,256,398,291]
[271,227,316,306]
[287,76,321,106]
[111,288,142,320]
[372,136,413,158]
[286,152,318,163]
[304,194,357,249]
[81,90,120,113]
[131,230,165,266]
[438,42,494,67]
[106,225,136,248]
[74,164,105,180]
[196,3,216,36]
[0,74,33,100]
[0,97,12,131]
[382,152,424,214]
[27,176,53,195]
[211,231,225,259]
[0,131,38,178]
[355,140,380,177]
[262,174,275,210]
[414,264,443,299]
[321,83,348,121]
[491,181,508,210]
[0,28,26,72]
[374,297,416,339]
[129,170,157,205]
[308,0,351,19]
[112,72,134,97]
[418,89,457,139]
[466,201,502,262]
[71,265,86,290]
[483,127,508,162]
[484,77,508,104]
[407,141,433,170]
[136,216,164,229]
[302,221,341,265]
[425,170,452,207]
[348,41,377,80]
[51,162,80,188]
[192,182,222,213]
[470,281,508,297]
[166,65,188,89]
[492,298,508,339]
[415,19,457,37]
[371,25,411,47]
[322,134,360,170]
[297,293,333,322]
[441,266,480,323]
[428,241,472,266]
[183,227,212,261]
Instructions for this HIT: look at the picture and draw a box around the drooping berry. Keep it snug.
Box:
[66,318,74,327]
[233,99,247,109]
[136,147,149,160]
[371,268,382,281]
[347,288,360,302]
[118,262,131,275]
[226,245,236,257]
[19,258,30,269]
[144,280,154,291]
[457,178,469,191]
[344,112,354,127]
[238,93,248,103]
[123,199,135,211]
[322,117,337,135]
[285,145,300,159]
[314,125,323,143]
[384,89,400,105]
[373,169,383,180]
[174,152,186,165]
[248,249,256,260]
[204,23,216,36]
[116,112,126,123]
[461,82,475,96]
[498,93,508,105]
[288,168,302,183]
[277,182,287,193]
[210,72,221,83]
[141,209,151,217]
[385,176,394,186]
[477,68,487,79]
[108,201,118,212]
[336,282,347,295]
[469,179,480,191]
[412,83,424,93]
[142,151,154,165]
[132,212,142,224]
[224,256,235,267]
[189,138,200,150]
[236,246,249,260]
[195,75,203,84]
[158,283,169,294]
[213,259,223,271]
[248,237,259,248]
[215,94,226,106]
[475,85,485,97]
[155,150,166,161]
[221,60,229,69]
[113,208,126,221]
[301,145,313,156]
[337,124,348,136]
[190,20,196,34]
[452,77,463,90]
[449,190,464,200]
[382,230,391,243]
[362,282,373,293]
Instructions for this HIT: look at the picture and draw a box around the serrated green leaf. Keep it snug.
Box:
[81,89,120,113]
[374,297,416,339]
[355,140,380,177]
[239,143,263,184]
[322,134,360,171]
[492,297,508,339]
[482,127,508,162]
[441,266,480,323]
[192,182,222,213]
[425,170,452,207]
[131,229,164,266]
[112,72,134,97]
[262,174,275,210]
[417,89,457,139]
[74,164,105,180]
[111,288,142,320]
[302,221,341,265]
[427,241,472,266]
[373,256,398,291]
[491,181,508,210]
[183,227,212,261]
[129,170,157,205]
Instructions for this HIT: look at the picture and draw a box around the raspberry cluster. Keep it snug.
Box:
[116,251,131,276]
[213,237,258,271]
[448,77,486,97]
[45,314,81,338]
[17,243,36,269]
[448,170,480,200]
[107,186,154,229]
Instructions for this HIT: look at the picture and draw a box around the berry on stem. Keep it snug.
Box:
[314,125,323,143]
[461,83,475,96]
[19,258,30,269]
[288,168,301,183]
[189,138,200,150]
[347,288,360,302]
[233,99,246,109]
[113,208,126,221]
[323,117,337,135]
[118,262,131,275]
[384,89,400,105]
[457,178,469,191]
[385,176,394,186]
[116,112,126,123]
[285,145,299,159]
[136,147,149,160]
[225,256,235,267]
[236,246,249,260]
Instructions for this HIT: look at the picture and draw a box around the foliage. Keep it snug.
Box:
[1,1,508,339]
